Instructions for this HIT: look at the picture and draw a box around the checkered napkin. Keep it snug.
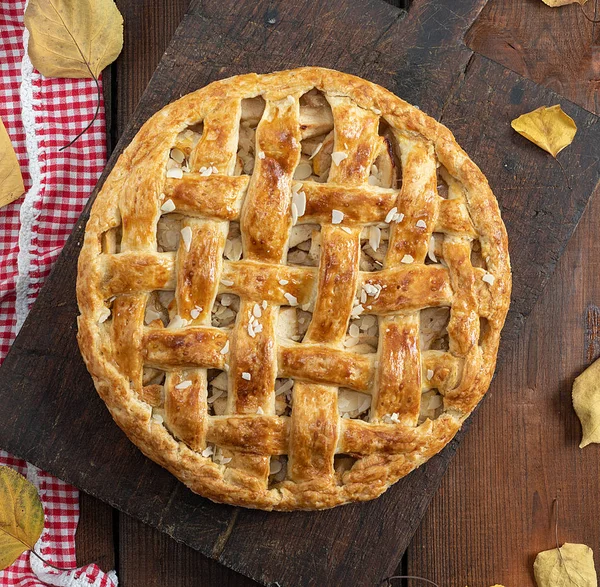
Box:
[1,2,117,585]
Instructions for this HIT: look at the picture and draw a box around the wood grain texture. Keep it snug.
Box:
[118,514,257,587]
[75,493,116,572]
[466,0,600,115]
[407,184,600,586]
[1,1,599,585]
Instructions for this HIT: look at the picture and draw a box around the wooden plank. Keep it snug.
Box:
[118,514,257,587]
[466,0,600,115]
[0,1,599,585]
[75,493,116,572]
[406,186,600,586]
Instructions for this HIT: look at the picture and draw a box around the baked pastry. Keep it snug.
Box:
[77,67,511,510]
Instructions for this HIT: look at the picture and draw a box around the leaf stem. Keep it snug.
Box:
[580,0,600,23]
[555,156,572,190]
[59,75,101,151]
[30,548,75,573]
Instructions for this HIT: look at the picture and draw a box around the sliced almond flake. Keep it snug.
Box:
[207,388,225,404]
[262,300,267,309]
[152,413,164,424]
[254,322,263,333]
[482,272,495,285]
[368,226,381,252]
[426,369,434,381]
[221,294,236,307]
[211,165,219,174]
[349,324,360,338]
[256,406,264,414]
[331,209,344,224]
[373,107,382,115]
[168,315,188,329]
[252,303,261,318]
[166,158,180,171]
[190,306,202,319]
[181,226,192,252]
[341,227,352,234]
[350,304,364,318]
[393,212,404,223]
[276,379,294,395]
[220,340,230,355]
[361,315,376,330]
[427,236,438,263]
[175,380,193,390]
[293,162,313,180]
[221,457,233,464]
[221,278,234,287]
[291,202,299,225]
[385,207,398,224]
[284,292,298,306]
[279,279,289,285]
[98,307,111,323]
[269,459,283,475]
[292,190,306,217]
[331,151,348,166]
[160,199,176,213]
[199,166,213,177]
[247,322,256,337]
[166,168,183,179]
[416,219,427,229]
[201,446,214,458]
[241,372,251,380]
[360,290,367,304]
[401,254,414,264]
[309,142,323,160]
[344,337,361,348]
[170,148,185,163]
[301,303,311,311]
[257,151,266,159]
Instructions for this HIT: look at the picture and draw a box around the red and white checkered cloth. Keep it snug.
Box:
[1,3,117,585]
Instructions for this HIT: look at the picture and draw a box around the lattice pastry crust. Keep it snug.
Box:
[77,67,511,510]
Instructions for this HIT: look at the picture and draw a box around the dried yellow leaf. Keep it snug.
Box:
[0,117,25,209]
[511,105,577,158]
[572,357,600,447]
[0,466,45,570]
[534,543,597,587]
[542,0,587,6]
[25,0,123,79]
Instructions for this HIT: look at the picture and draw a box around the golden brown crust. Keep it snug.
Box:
[77,67,511,510]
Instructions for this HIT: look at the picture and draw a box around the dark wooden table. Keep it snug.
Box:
[72,1,600,585]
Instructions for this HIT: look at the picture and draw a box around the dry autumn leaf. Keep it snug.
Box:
[0,466,44,570]
[534,543,597,587]
[0,117,25,209]
[511,105,577,157]
[24,0,123,79]
[572,357,600,447]
[542,0,587,6]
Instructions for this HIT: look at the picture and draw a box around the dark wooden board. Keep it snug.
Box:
[2,1,600,585]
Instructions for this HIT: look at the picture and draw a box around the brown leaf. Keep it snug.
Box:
[542,0,587,6]
[0,466,45,570]
[572,357,600,447]
[534,543,597,587]
[511,105,577,157]
[24,0,123,79]
[0,117,25,209]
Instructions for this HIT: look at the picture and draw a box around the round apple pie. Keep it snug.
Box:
[77,67,511,510]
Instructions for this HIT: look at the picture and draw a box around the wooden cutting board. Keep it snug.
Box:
[1,1,599,585]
